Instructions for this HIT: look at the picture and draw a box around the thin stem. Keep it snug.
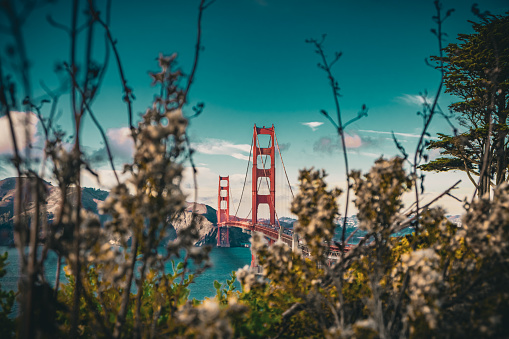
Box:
[307,35,354,330]
[180,0,214,256]
[0,54,27,335]
[81,284,114,337]
[65,66,120,184]
[181,0,216,108]
[69,0,81,336]
[113,236,138,338]
[54,255,62,297]
[88,0,135,139]
[390,2,450,335]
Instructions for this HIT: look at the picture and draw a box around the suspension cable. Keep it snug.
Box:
[234,137,253,217]
[229,184,236,219]
[275,133,294,199]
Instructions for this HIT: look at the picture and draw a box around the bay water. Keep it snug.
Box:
[0,246,252,316]
[0,227,412,316]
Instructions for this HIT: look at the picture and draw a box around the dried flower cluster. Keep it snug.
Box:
[351,157,412,234]
[291,169,341,259]
[399,248,442,331]
[460,183,509,259]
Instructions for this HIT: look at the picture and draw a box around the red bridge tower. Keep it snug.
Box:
[252,125,276,226]
[217,176,230,247]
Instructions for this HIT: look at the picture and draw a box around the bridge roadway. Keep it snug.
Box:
[218,220,351,258]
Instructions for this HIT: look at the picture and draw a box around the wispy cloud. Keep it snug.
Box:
[0,111,39,154]
[396,94,432,106]
[192,138,251,160]
[278,142,291,152]
[302,122,323,131]
[107,127,135,159]
[359,129,436,140]
[313,137,337,154]
[231,153,250,161]
[355,151,381,158]
[90,127,134,164]
[82,168,131,190]
[427,148,442,161]
[181,166,249,205]
[313,133,364,154]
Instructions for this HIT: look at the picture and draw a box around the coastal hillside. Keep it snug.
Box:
[0,177,250,247]
[0,177,110,245]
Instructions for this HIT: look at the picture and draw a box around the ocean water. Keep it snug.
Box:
[0,227,413,316]
[0,246,252,316]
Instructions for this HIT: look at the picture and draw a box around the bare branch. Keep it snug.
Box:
[65,67,120,184]
[181,0,212,108]
[87,0,135,139]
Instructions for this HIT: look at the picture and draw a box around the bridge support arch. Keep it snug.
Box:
[217,176,230,247]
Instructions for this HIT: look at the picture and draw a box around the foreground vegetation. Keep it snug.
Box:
[0,0,508,337]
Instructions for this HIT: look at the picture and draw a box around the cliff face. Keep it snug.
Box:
[170,208,215,242]
[171,203,251,247]
[0,177,250,247]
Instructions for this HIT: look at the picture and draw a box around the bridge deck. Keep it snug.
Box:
[218,221,351,254]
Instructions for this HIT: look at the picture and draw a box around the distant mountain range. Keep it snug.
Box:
[0,177,251,247]
[0,177,112,245]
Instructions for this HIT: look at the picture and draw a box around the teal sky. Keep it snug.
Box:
[1,0,508,217]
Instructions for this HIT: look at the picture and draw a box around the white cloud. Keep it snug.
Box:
[357,151,380,158]
[107,127,134,160]
[344,133,362,148]
[82,168,131,190]
[182,166,221,204]
[192,138,251,160]
[180,165,254,211]
[89,127,135,164]
[359,129,436,140]
[396,94,432,106]
[0,111,38,154]
[231,153,250,161]
[302,121,323,131]
[427,148,442,161]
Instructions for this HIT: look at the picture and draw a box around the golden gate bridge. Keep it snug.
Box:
[216,124,350,267]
